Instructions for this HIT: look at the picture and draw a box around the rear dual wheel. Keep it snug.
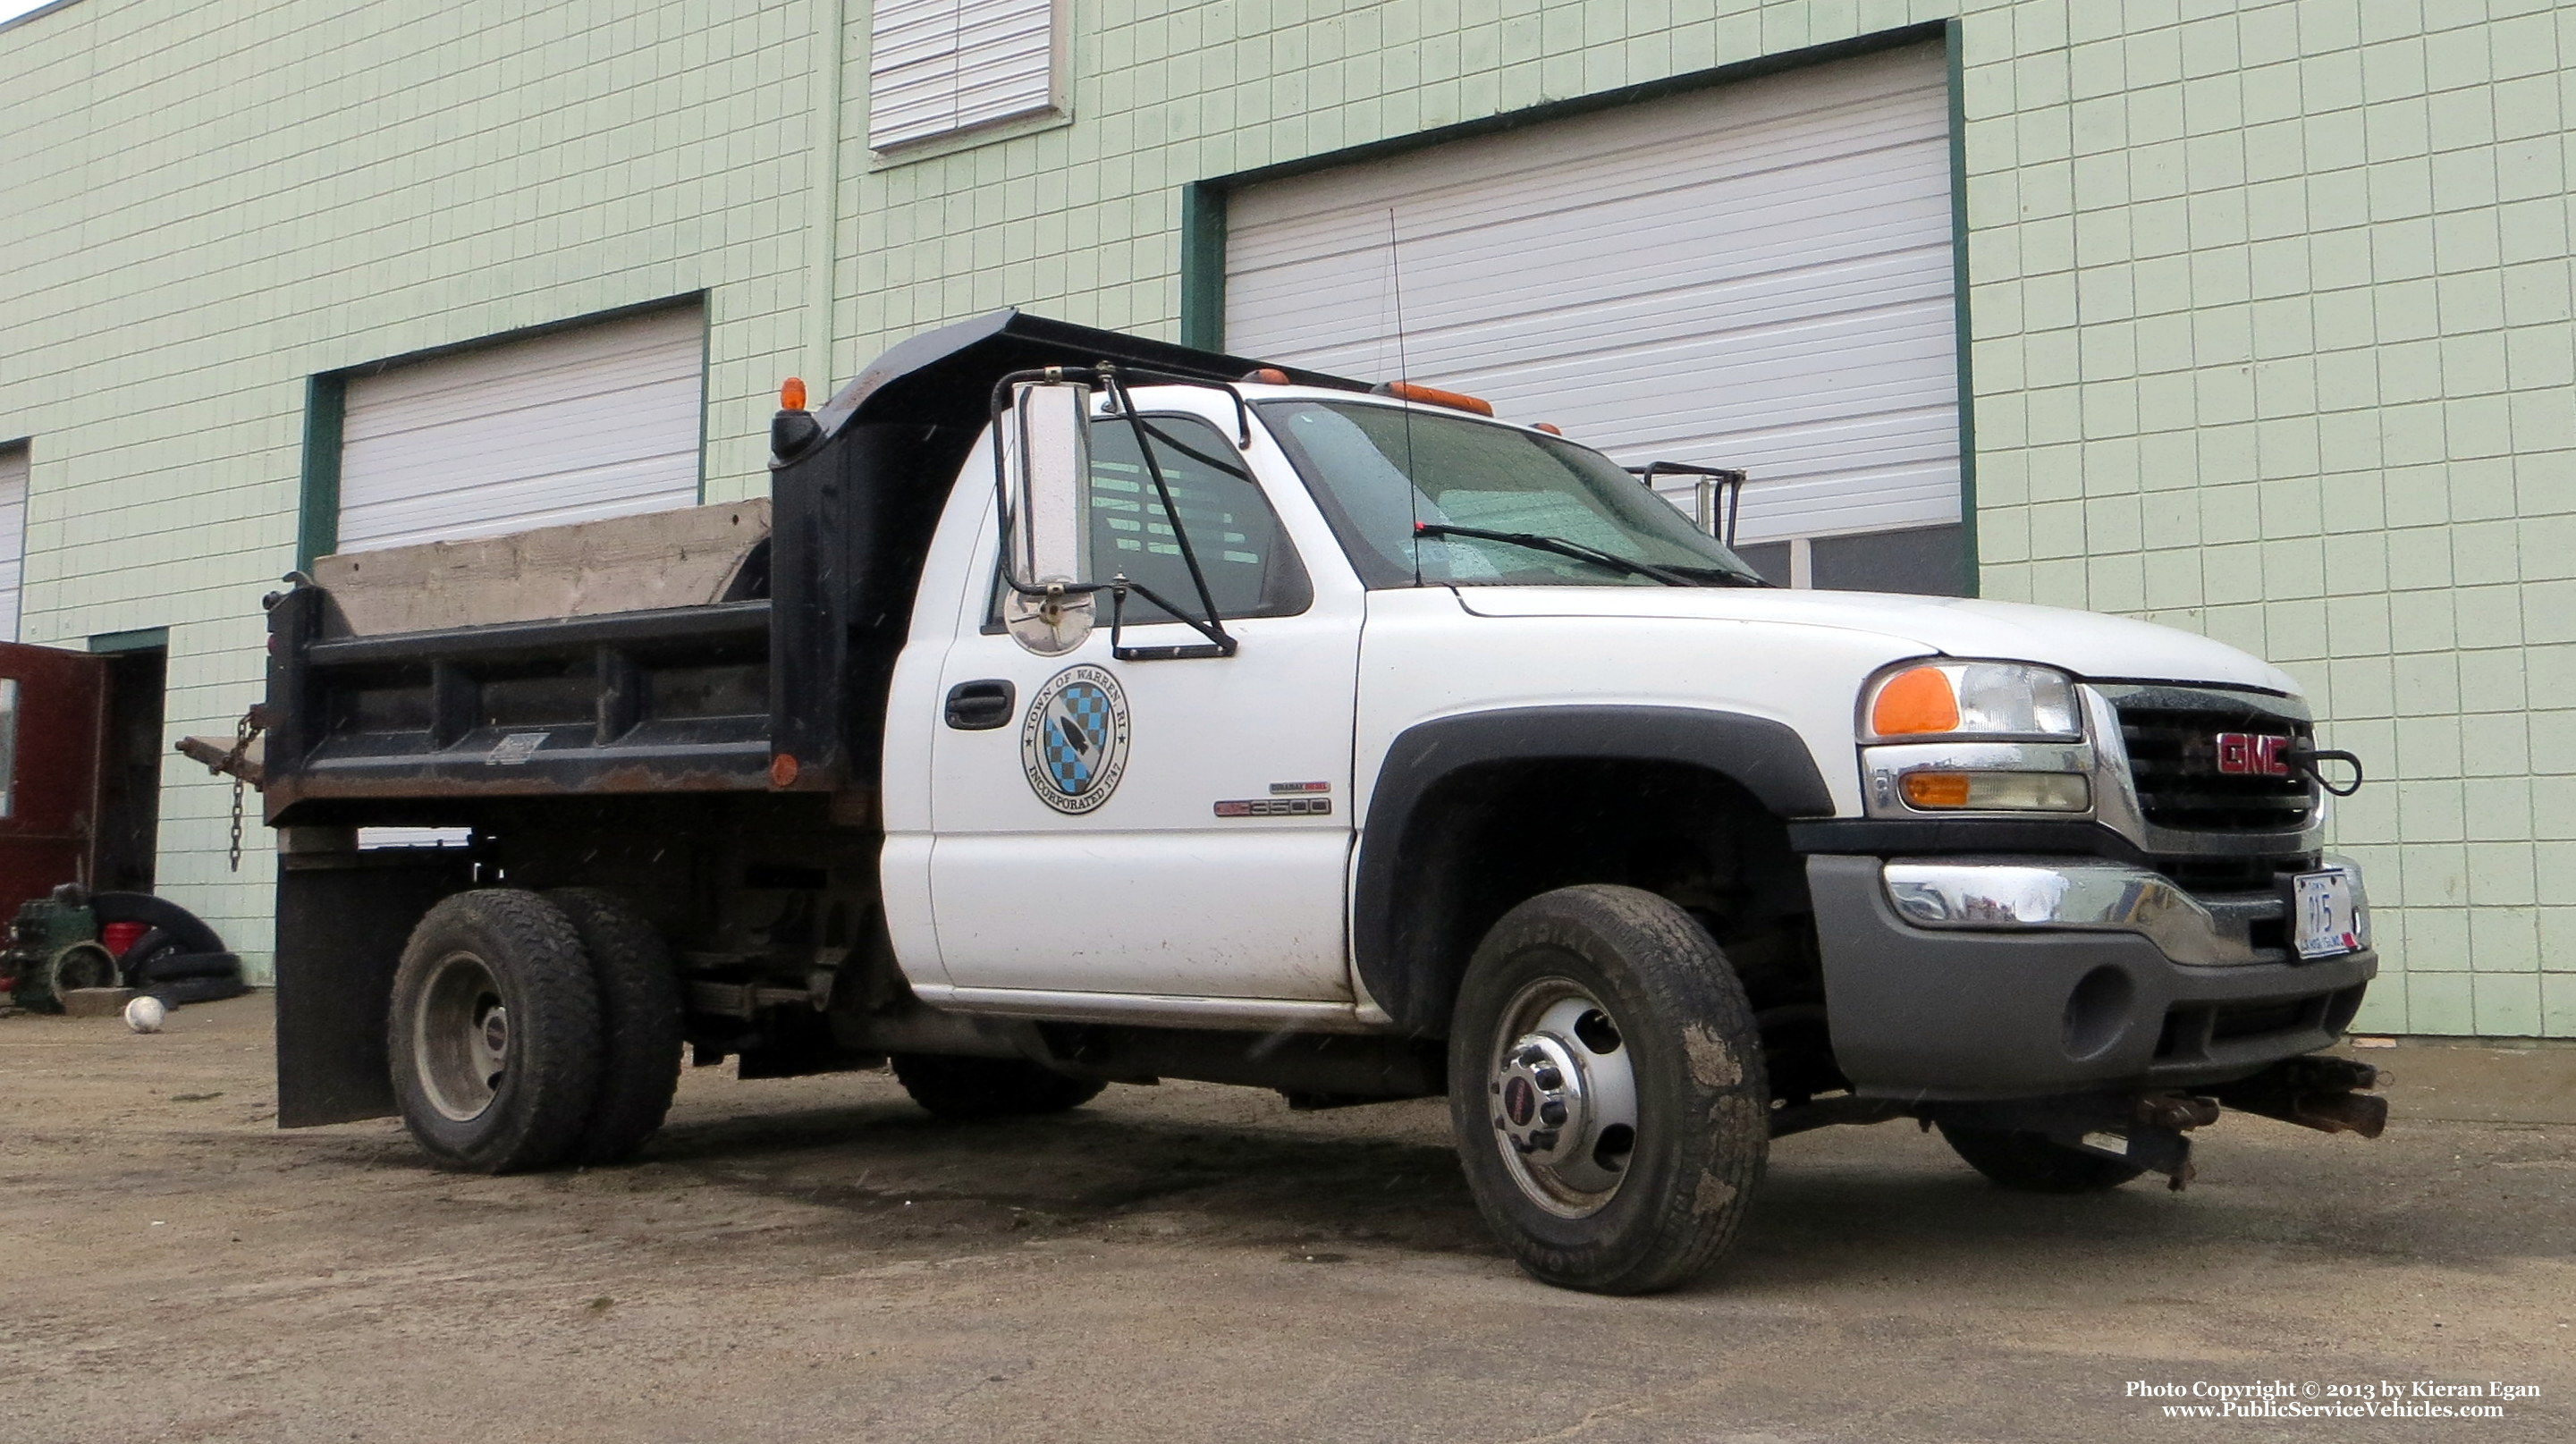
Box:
[388,888,680,1173]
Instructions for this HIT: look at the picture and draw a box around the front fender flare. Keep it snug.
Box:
[1353,705,1834,1033]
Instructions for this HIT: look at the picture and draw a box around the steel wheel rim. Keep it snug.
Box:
[1485,974,1640,1219]
[414,950,509,1123]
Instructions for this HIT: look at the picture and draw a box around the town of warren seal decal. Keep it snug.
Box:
[1020,664,1131,814]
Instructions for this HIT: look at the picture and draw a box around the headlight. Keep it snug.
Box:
[1865,662,2081,740]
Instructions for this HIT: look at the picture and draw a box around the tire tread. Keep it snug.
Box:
[545,888,685,1166]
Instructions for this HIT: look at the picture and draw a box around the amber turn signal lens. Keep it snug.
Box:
[1900,772,1973,807]
[769,752,800,789]
[1899,771,2090,812]
[1871,665,1961,736]
[781,376,807,411]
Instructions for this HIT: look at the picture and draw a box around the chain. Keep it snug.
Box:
[223,712,262,872]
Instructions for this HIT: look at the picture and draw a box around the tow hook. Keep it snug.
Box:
[2212,1055,2388,1139]
[2133,1094,2220,1132]
[2118,1095,2221,1190]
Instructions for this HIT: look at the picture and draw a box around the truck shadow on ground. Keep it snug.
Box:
[636,1098,1502,1258]
[611,1096,2468,1283]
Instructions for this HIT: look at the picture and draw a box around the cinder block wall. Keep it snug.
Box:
[6,0,2568,1034]
[0,0,826,977]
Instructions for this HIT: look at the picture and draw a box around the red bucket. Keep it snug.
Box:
[102,920,149,958]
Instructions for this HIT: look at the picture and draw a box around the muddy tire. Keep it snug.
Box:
[1448,884,1769,1295]
[891,1054,1104,1120]
[388,890,601,1173]
[1937,1124,2147,1194]
[545,889,684,1166]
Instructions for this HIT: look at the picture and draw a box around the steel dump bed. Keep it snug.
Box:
[259,310,1347,827]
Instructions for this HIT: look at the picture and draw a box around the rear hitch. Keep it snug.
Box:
[2212,1054,2388,1138]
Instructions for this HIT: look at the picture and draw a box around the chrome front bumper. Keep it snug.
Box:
[1880,855,2369,967]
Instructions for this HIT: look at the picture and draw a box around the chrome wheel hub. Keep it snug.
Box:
[1488,982,1640,1218]
[415,951,509,1123]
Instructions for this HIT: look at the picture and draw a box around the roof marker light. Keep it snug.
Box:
[781,377,807,411]
[1373,380,1495,417]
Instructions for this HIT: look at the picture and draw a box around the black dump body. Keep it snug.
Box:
[262,310,1356,827]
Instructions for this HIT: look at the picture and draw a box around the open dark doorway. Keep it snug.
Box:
[92,637,166,894]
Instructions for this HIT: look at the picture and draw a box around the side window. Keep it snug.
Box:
[1086,414,1309,623]
[992,414,1312,628]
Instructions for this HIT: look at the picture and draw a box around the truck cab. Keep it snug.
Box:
[258,310,2383,1295]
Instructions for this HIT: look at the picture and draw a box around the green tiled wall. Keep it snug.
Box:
[4,0,2567,1034]
[0,0,828,976]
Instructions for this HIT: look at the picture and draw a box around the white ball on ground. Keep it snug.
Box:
[124,996,167,1033]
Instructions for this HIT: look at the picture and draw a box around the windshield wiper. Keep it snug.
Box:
[1660,562,1775,588]
[1413,522,1699,587]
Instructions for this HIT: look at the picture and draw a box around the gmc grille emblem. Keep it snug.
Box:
[2215,731,2293,776]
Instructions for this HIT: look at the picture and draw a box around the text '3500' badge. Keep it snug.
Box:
[1021,664,1131,815]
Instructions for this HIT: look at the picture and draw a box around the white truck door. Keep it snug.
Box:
[922,404,1364,1002]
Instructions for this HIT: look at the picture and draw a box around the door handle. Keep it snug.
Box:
[943,679,1017,730]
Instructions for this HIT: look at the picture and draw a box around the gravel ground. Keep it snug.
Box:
[2,995,2570,1443]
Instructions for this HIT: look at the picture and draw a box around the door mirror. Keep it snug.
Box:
[1001,379,1096,655]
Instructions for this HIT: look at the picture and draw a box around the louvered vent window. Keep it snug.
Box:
[868,0,1063,150]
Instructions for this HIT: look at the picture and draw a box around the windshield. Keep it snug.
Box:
[1257,400,1765,588]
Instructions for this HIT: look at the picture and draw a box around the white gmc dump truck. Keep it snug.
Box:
[250,311,2385,1294]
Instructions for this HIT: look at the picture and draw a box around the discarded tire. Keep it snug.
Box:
[90,893,225,958]
[114,926,182,986]
[128,950,242,985]
[146,974,250,1007]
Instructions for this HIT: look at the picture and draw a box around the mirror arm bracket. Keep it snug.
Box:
[1097,366,1237,657]
[1106,577,1238,661]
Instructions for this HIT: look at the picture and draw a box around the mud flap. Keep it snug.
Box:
[274,852,473,1127]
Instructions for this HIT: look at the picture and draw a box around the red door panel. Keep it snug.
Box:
[0,641,106,913]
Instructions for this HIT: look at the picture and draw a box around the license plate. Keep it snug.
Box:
[2291,869,2361,959]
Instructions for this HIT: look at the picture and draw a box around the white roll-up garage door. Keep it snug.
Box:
[1225,45,1956,556]
[335,305,705,553]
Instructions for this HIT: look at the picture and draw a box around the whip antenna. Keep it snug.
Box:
[1389,207,1423,587]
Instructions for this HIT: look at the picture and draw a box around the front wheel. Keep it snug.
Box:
[1448,884,1769,1295]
